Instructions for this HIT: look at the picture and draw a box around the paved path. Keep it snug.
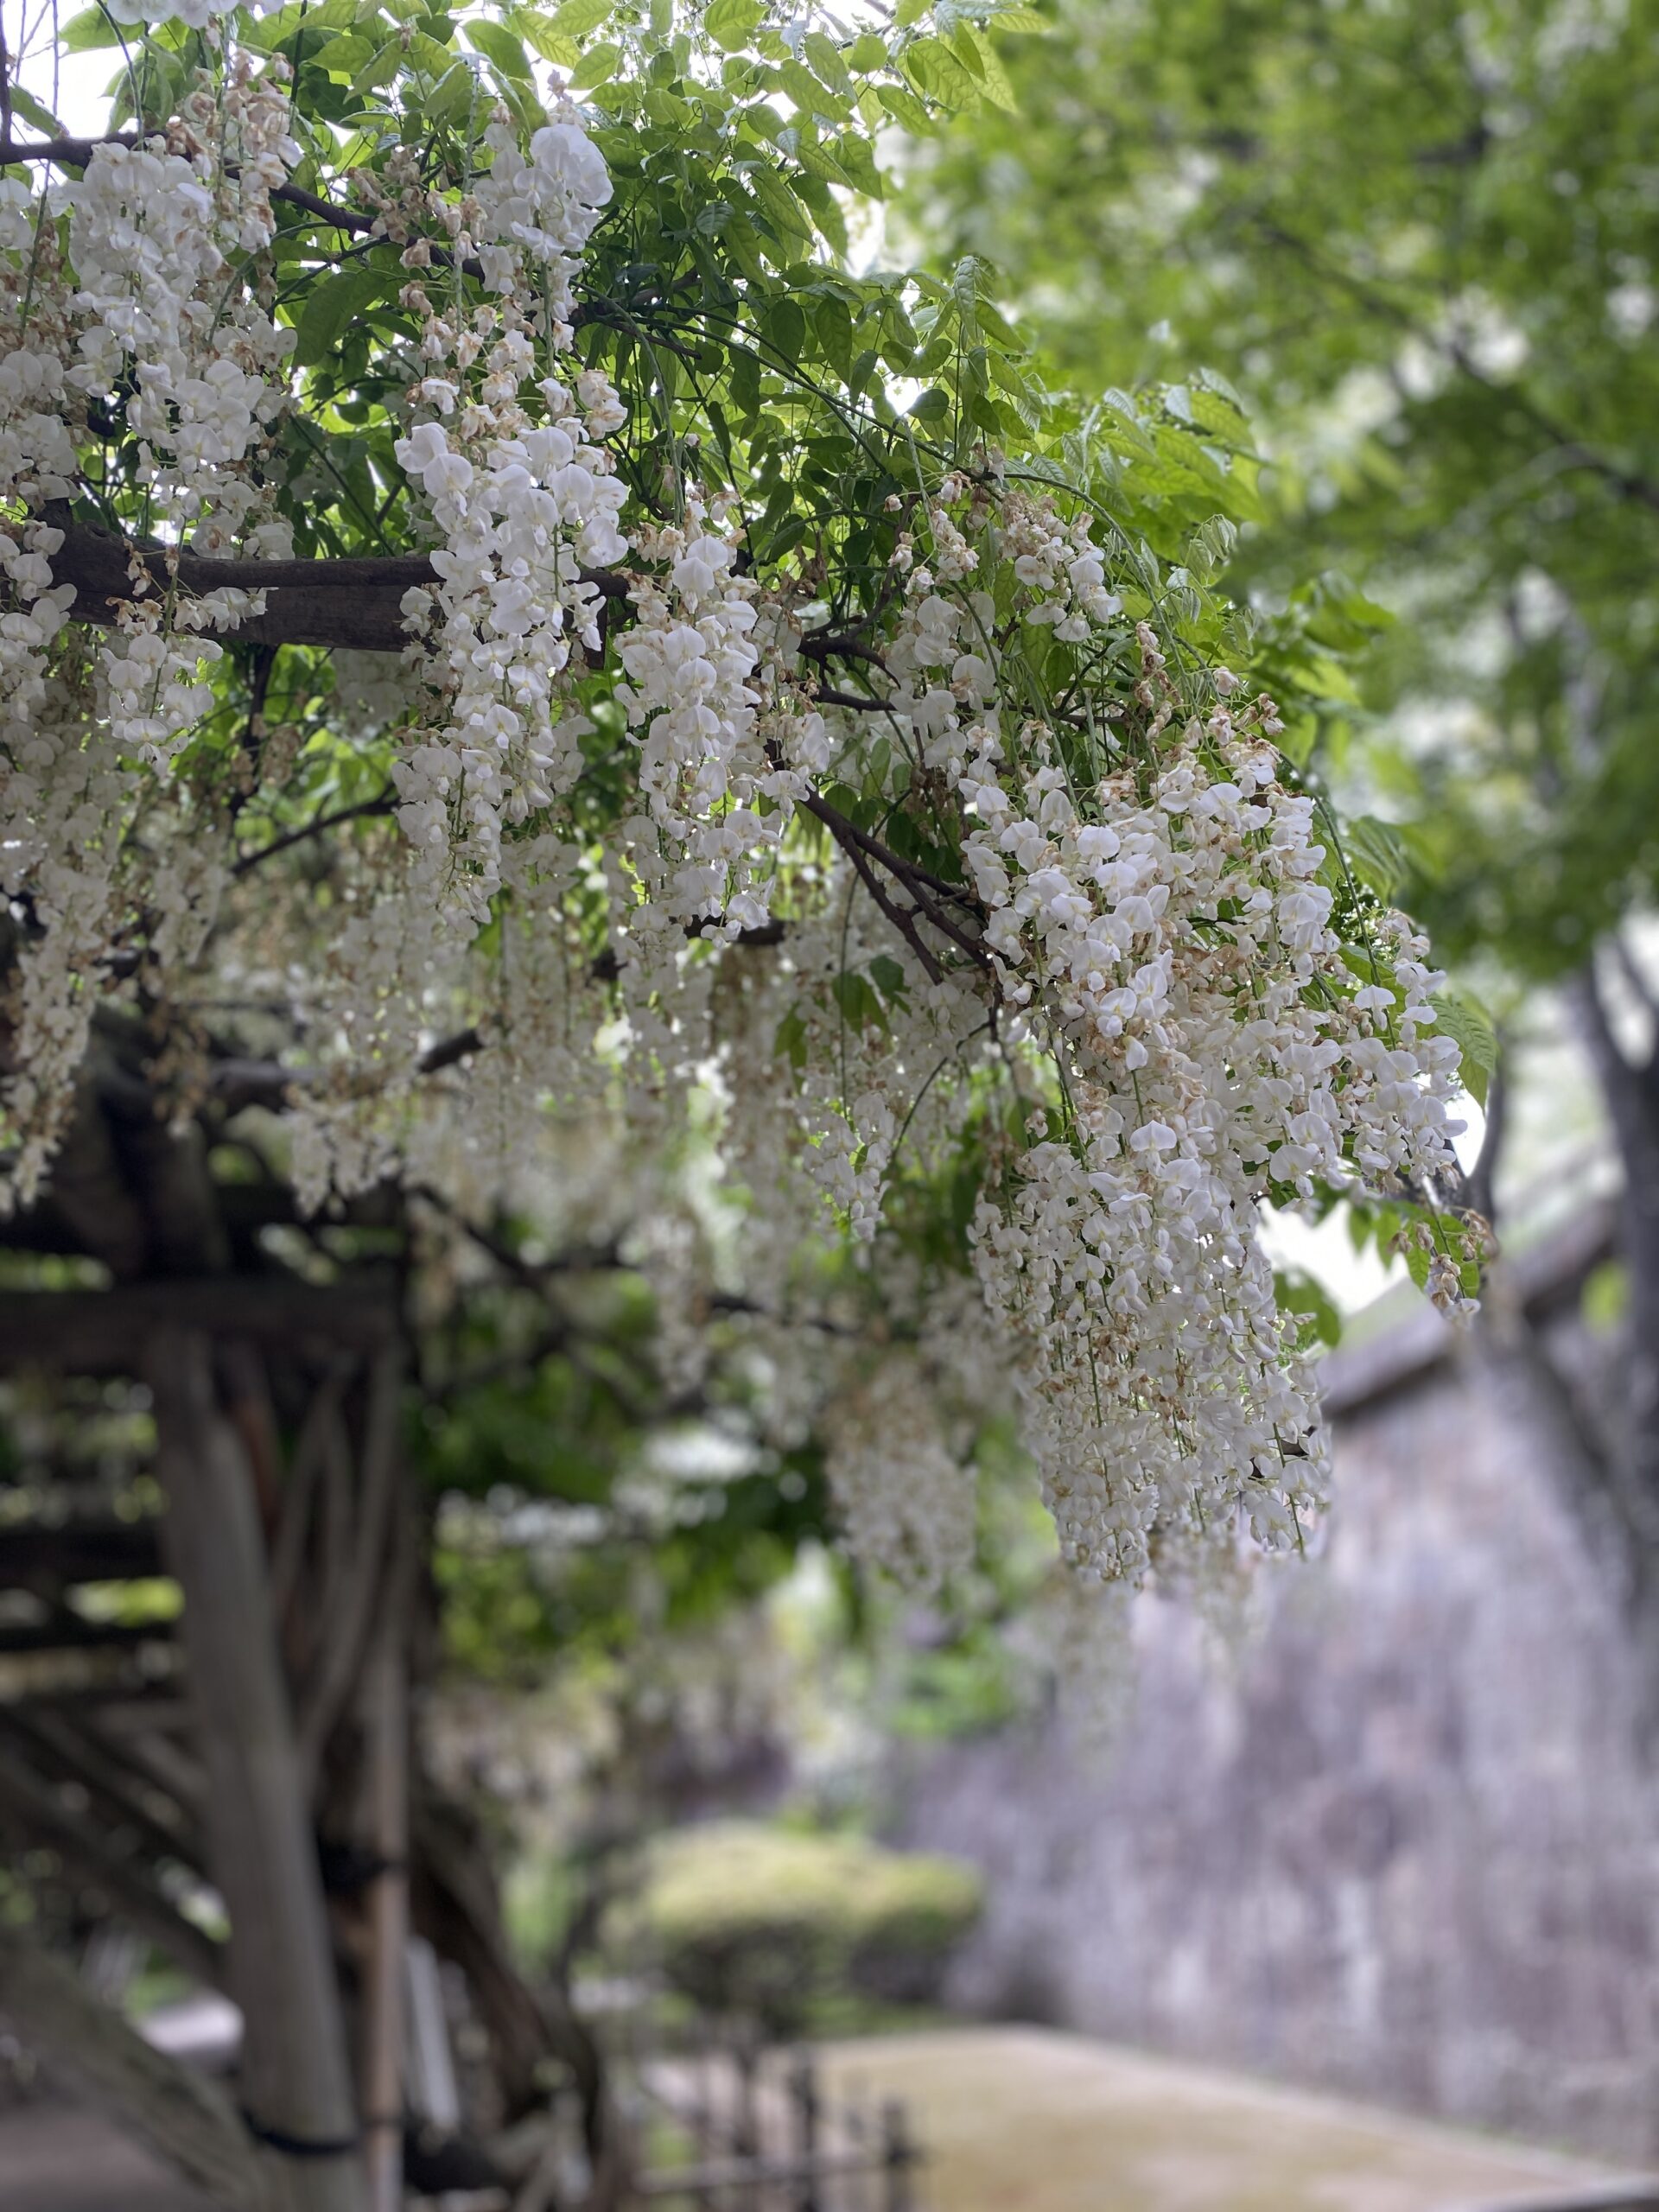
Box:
[3,2029,1656,2211]
[814,2030,1659,2212]
[0,2102,218,2212]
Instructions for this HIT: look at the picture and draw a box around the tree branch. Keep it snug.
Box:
[796,787,991,971]
[1567,961,1659,1187]
[1465,1049,1507,1228]
[1255,217,1659,516]
[233,792,397,877]
[0,130,479,269]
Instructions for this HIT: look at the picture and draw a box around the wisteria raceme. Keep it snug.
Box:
[822,1350,979,1594]
[0,29,1484,1616]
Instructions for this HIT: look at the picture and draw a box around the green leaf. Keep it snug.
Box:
[514,10,581,64]
[834,132,884,200]
[569,38,621,87]
[847,32,887,73]
[728,346,762,419]
[900,35,982,110]
[425,59,482,123]
[804,31,855,101]
[352,41,404,92]
[1274,1268,1342,1351]
[6,86,62,134]
[294,268,398,369]
[467,20,533,79]
[60,6,125,50]
[832,970,887,1031]
[777,58,852,124]
[1344,814,1407,901]
[551,0,613,30]
[876,81,938,137]
[962,25,1018,111]
[705,0,764,52]
[744,162,813,252]
[869,954,910,1004]
[812,294,854,378]
[1429,992,1498,1108]
[246,0,359,48]
[792,137,855,191]
[774,1005,809,1072]
[763,296,806,362]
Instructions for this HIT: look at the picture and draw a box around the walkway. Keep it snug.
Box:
[815,2029,1657,2212]
[3,2028,1655,2211]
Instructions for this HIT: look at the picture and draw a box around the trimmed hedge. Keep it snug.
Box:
[623,1821,983,2035]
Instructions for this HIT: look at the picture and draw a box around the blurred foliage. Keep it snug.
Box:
[610,1817,983,2035]
[906,0,1659,981]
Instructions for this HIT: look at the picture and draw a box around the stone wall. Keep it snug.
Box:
[894,1279,1659,2160]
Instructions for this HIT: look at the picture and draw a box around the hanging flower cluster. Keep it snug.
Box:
[871,503,1465,1578]
[0,24,1480,1610]
[0,60,302,1187]
[822,1348,980,1595]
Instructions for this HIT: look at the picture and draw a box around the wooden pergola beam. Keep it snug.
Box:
[0,1280,397,1374]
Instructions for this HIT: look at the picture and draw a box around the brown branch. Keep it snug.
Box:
[817,815,944,984]
[0,130,480,270]
[796,787,991,972]
[0,1516,164,1586]
[297,1346,404,1784]
[418,1025,485,1074]
[1255,217,1659,517]
[1567,963,1659,1189]
[817,686,896,714]
[270,1363,353,1631]
[799,629,889,673]
[234,643,277,807]
[205,1019,485,1111]
[232,791,397,876]
[1465,1050,1506,1229]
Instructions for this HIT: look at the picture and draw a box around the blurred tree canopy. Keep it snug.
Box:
[899,0,1659,1733]
[909,0,1659,977]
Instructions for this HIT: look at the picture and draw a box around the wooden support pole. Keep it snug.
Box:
[789,2053,821,2212]
[361,1554,411,2212]
[148,1325,368,2212]
[880,2101,916,2212]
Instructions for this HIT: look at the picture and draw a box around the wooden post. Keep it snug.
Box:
[733,2033,759,2212]
[148,1326,369,2212]
[361,1574,410,2212]
[880,2101,915,2212]
[788,2053,820,2212]
[844,2100,869,2212]
[692,2032,717,2212]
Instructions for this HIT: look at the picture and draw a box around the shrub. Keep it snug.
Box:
[623,1821,983,2037]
